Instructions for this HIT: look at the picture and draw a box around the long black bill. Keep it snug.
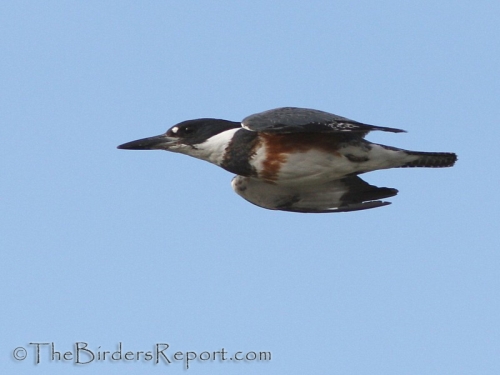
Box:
[117,135,177,150]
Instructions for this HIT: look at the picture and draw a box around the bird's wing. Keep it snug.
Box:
[231,175,398,213]
[242,107,405,134]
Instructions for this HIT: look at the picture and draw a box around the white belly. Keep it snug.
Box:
[277,150,357,183]
[249,143,414,185]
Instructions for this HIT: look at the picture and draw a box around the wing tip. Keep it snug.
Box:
[371,125,407,133]
[276,200,393,213]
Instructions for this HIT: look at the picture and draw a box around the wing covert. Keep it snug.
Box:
[242,107,405,134]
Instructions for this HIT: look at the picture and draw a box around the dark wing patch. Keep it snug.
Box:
[231,175,398,213]
[242,107,405,134]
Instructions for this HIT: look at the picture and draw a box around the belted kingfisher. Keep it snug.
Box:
[118,107,457,213]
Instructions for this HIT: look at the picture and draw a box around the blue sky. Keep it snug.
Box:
[1,1,499,374]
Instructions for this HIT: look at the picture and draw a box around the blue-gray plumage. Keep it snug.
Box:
[242,107,406,134]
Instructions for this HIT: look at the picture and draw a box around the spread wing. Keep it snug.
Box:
[242,107,405,135]
[231,175,398,213]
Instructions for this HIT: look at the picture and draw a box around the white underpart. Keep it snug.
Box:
[278,150,346,184]
[359,144,419,171]
[169,128,239,165]
[249,143,267,174]
[250,142,419,185]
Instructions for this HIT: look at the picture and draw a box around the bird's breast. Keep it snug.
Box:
[250,133,361,184]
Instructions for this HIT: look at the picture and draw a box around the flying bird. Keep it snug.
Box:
[118,107,457,213]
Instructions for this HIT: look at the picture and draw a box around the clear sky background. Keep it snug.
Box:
[1,1,499,374]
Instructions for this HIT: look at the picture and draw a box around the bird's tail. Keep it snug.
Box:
[399,151,457,168]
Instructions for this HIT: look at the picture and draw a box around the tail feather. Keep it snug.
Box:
[401,151,457,168]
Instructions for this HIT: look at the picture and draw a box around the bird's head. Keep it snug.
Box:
[118,118,240,152]
[118,118,241,163]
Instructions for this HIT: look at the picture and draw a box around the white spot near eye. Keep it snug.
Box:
[171,126,179,133]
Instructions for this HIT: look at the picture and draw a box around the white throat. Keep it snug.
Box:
[169,128,240,165]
